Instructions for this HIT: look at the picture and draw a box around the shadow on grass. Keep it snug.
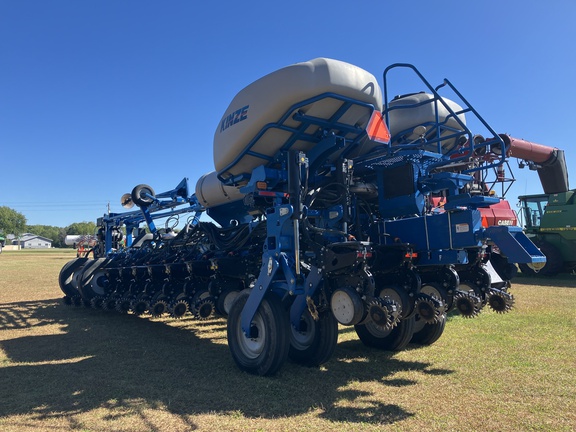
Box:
[513,275,576,288]
[0,299,454,427]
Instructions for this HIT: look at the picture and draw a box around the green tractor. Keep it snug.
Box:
[518,190,576,276]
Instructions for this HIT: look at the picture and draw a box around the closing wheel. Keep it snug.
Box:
[288,309,338,367]
[354,316,415,351]
[227,290,290,376]
[416,283,448,323]
[130,296,150,316]
[411,313,447,345]
[149,293,169,317]
[453,285,483,318]
[78,258,109,300]
[487,288,515,313]
[58,258,89,297]
[131,184,155,207]
[170,293,189,318]
[115,297,132,314]
[194,297,216,320]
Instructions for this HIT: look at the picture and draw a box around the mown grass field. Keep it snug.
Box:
[0,249,575,431]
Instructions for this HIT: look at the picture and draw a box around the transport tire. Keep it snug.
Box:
[411,313,446,345]
[227,291,290,376]
[354,315,415,351]
[288,309,338,367]
[58,258,89,298]
[78,258,109,300]
[131,184,155,207]
[538,241,564,276]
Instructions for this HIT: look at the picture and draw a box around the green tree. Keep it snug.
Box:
[21,221,98,249]
[66,221,97,236]
[0,206,27,239]
[57,227,68,248]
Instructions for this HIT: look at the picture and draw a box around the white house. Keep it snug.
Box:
[10,233,53,249]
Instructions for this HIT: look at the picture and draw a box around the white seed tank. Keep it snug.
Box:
[214,58,383,178]
[197,57,383,208]
[195,171,245,208]
[387,92,466,153]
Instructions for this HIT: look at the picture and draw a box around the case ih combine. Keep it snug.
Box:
[59,59,550,375]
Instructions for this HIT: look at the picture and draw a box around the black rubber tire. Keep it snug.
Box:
[131,184,155,207]
[354,316,415,351]
[538,241,564,276]
[411,313,447,345]
[58,258,89,297]
[227,291,290,376]
[78,258,109,300]
[288,309,338,367]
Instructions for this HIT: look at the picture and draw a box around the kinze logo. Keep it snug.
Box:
[220,105,249,132]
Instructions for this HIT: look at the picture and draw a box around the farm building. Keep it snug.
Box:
[9,233,53,249]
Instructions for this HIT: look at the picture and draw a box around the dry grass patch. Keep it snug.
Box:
[0,251,575,431]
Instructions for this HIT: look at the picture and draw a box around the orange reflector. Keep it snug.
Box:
[481,215,488,228]
[256,181,267,190]
[366,111,391,144]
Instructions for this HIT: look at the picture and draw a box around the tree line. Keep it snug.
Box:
[0,206,96,248]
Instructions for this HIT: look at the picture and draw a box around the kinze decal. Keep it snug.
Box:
[220,105,249,132]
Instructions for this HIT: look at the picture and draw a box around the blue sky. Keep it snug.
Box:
[1,1,575,227]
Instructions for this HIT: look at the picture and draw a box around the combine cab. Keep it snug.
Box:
[518,191,576,275]
[59,58,545,375]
